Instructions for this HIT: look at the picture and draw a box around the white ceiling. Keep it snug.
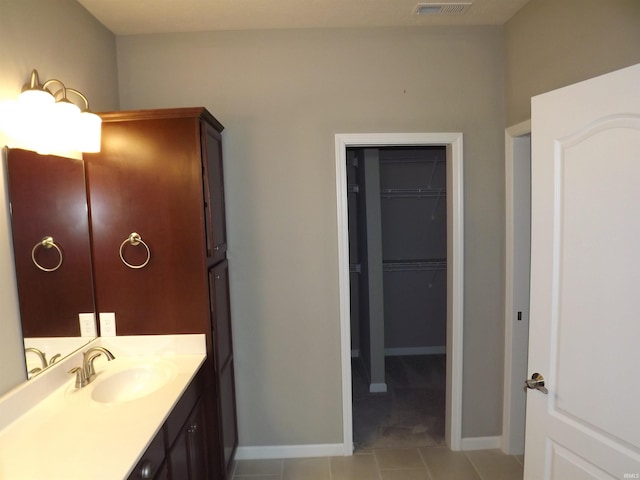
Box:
[77,0,531,35]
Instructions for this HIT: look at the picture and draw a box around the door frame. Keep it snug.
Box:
[334,132,464,454]
[502,120,532,454]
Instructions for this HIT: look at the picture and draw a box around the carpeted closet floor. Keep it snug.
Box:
[352,354,446,451]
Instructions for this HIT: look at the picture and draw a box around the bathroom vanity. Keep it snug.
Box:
[129,354,207,479]
[3,107,237,479]
[0,335,207,479]
[85,107,238,478]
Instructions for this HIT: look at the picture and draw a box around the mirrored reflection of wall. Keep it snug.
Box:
[6,148,96,371]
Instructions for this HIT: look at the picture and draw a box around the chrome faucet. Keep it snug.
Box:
[68,346,115,388]
[25,347,48,370]
[83,347,115,381]
[49,353,62,365]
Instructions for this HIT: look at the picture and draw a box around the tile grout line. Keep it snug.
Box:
[464,452,487,480]
[417,447,435,480]
[231,459,284,479]
[371,450,384,480]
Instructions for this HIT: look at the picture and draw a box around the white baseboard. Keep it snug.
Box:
[384,346,446,356]
[235,437,502,460]
[460,436,502,451]
[235,443,347,460]
[369,382,387,393]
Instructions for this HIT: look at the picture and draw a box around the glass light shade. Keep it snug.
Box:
[18,89,55,108]
[75,111,102,153]
[46,100,81,153]
[12,70,102,154]
[52,98,81,119]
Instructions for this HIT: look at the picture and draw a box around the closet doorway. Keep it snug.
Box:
[335,133,464,455]
[348,145,447,450]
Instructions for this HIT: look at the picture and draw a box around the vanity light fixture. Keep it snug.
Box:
[18,69,102,153]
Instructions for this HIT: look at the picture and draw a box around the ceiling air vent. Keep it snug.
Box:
[414,2,472,15]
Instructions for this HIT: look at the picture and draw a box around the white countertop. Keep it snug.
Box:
[0,334,206,480]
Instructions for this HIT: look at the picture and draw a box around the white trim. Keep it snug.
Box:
[369,382,388,393]
[461,436,502,451]
[235,443,345,460]
[503,119,531,455]
[336,135,354,456]
[384,346,446,356]
[335,132,464,455]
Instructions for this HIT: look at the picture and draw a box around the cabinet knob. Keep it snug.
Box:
[139,460,153,479]
[214,245,220,251]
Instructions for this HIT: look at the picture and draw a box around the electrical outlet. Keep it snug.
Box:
[100,312,117,337]
[78,313,97,337]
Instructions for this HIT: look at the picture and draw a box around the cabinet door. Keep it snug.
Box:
[201,121,227,264]
[168,399,208,480]
[219,359,238,472]
[155,462,170,480]
[185,399,209,479]
[208,260,238,473]
[127,428,166,480]
[209,261,232,369]
[85,116,209,335]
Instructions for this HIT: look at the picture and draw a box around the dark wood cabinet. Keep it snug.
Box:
[128,366,207,480]
[202,121,227,265]
[128,425,166,480]
[168,398,208,479]
[86,107,237,479]
[155,462,171,480]
[208,260,237,472]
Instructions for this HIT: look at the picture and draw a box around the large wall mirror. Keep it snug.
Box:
[5,148,96,378]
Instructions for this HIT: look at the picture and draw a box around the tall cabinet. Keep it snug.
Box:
[85,107,237,479]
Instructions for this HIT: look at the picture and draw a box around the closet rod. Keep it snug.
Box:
[383,259,447,272]
[381,188,446,199]
[379,157,445,164]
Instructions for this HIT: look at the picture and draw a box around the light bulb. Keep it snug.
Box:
[75,111,102,153]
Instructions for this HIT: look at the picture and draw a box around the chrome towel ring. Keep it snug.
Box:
[31,236,63,272]
[119,232,151,269]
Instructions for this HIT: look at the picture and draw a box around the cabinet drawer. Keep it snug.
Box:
[127,428,166,480]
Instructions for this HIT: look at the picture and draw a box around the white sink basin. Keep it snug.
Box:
[90,361,176,404]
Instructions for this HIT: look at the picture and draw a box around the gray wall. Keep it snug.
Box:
[505,0,640,126]
[116,26,506,444]
[0,0,119,396]
[1,0,637,450]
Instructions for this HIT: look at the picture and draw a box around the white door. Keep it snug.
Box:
[524,63,640,479]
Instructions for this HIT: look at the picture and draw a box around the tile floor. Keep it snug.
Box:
[231,447,524,480]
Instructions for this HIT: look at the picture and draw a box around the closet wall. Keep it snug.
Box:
[348,146,447,385]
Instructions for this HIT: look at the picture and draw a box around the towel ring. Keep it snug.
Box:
[119,232,151,269]
[31,236,63,272]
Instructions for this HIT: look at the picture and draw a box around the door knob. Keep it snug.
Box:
[524,373,548,394]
